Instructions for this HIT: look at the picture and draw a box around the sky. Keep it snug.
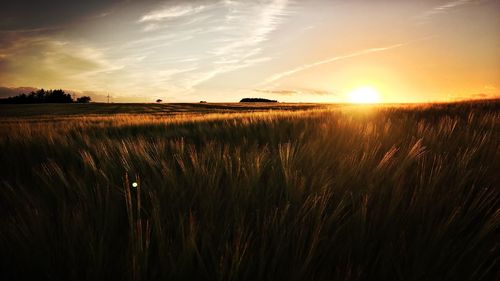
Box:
[0,0,499,103]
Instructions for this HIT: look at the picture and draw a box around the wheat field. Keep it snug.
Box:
[0,101,498,280]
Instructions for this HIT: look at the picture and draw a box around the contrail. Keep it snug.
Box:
[263,43,406,85]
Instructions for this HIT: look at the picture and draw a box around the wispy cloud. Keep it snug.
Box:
[417,0,477,23]
[138,4,209,32]
[263,43,406,85]
[129,0,293,94]
[139,5,206,23]
[255,89,298,96]
[0,36,122,89]
[254,88,333,96]
[166,0,292,91]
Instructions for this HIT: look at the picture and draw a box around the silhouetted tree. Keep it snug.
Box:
[76,96,92,103]
[0,89,74,104]
[46,89,72,103]
[156,99,162,103]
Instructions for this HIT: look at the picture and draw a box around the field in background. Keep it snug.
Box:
[0,102,322,118]
[0,101,499,280]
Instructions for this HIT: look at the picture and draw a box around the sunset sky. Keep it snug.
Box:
[0,0,499,103]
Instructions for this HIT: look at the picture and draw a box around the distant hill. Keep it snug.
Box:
[240,98,278,103]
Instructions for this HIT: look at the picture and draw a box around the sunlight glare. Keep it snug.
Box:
[347,87,381,104]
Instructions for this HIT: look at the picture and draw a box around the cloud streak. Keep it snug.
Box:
[263,43,406,85]
[0,36,124,91]
[139,5,207,23]
[254,88,333,96]
[190,0,291,88]
[142,0,292,92]
[417,0,477,23]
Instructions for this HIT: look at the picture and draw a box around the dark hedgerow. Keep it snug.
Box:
[240,98,278,103]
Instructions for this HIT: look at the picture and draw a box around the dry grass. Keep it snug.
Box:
[0,101,498,280]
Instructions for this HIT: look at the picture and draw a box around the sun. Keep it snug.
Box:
[347,87,381,104]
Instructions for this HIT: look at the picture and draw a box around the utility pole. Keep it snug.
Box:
[107,93,110,104]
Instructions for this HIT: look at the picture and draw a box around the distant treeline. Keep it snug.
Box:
[0,89,91,104]
[240,98,278,103]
